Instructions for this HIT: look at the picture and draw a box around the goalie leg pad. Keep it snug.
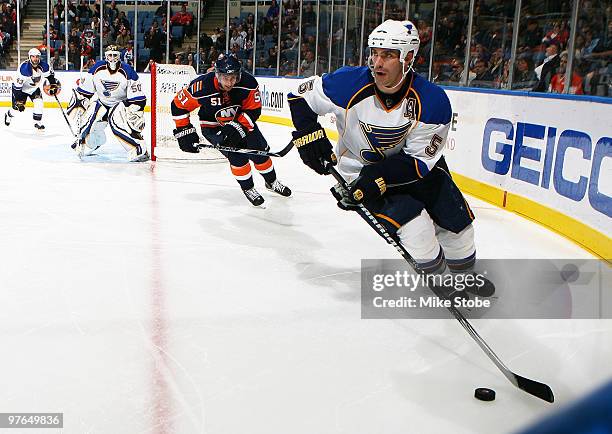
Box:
[108,103,147,161]
[80,101,108,152]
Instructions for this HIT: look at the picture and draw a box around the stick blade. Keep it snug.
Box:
[515,374,555,403]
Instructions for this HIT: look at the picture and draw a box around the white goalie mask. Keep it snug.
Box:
[367,20,420,86]
[105,45,121,70]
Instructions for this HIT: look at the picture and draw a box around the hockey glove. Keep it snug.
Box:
[173,124,200,153]
[330,183,360,211]
[291,123,336,175]
[13,100,26,112]
[217,121,248,148]
[47,75,61,96]
[347,164,387,204]
[125,104,145,132]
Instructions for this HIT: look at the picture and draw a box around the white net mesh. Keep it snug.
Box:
[151,63,224,162]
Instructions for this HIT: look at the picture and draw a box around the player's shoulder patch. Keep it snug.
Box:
[18,61,33,77]
[410,73,451,125]
[321,66,374,109]
[89,60,108,75]
[39,62,51,73]
[119,62,139,80]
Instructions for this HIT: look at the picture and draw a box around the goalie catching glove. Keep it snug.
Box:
[216,121,247,148]
[291,123,336,175]
[173,124,200,153]
[330,163,387,210]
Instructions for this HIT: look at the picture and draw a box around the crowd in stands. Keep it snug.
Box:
[427,0,611,96]
[31,0,209,71]
[216,0,609,97]
[0,0,21,68]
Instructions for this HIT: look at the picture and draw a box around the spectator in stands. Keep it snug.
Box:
[533,42,560,92]
[105,0,118,23]
[542,22,569,48]
[102,24,114,47]
[145,25,163,63]
[514,54,538,90]
[117,11,130,30]
[229,28,245,50]
[77,0,92,20]
[52,50,65,70]
[115,26,130,50]
[447,58,468,83]
[68,28,80,48]
[549,51,583,94]
[520,18,542,50]
[67,41,80,69]
[470,58,495,88]
[302,4,316,27]
[489,47,505,82]
[170,4,193,37]
[300,49,315,77]
[267,0,279,19]
[214,28,226,51]
[155,1,173,18]
[121,42,134,66]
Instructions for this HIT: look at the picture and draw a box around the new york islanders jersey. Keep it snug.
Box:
[288,66,452,182]
[171,71,261,132]
[76,61,146,107]
[13,60,54,96]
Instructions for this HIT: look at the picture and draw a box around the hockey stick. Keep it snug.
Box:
[325,162,555,403]
[197,141,294,158]
[55,94,77,137]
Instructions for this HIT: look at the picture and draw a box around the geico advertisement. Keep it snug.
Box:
[445,90,611,235]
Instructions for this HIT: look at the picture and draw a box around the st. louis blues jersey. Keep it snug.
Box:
[76,61,146,108]
[288,66,452,183]
[13,60,54,96]
[171,71,261,132]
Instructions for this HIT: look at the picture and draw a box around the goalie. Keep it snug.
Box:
[68,45,148,162]
[4,48,60,130]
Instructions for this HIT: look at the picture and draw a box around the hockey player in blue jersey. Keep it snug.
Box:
[288,20,492,296]
[68,45,148,162]
[4,48,60,130]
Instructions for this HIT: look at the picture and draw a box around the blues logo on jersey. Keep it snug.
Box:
[359,121,412,163]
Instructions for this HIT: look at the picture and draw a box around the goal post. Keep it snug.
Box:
[150,63,224,162]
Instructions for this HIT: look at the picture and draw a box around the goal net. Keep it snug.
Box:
[150,63,224,162]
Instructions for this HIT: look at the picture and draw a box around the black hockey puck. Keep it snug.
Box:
[474,387,496,401]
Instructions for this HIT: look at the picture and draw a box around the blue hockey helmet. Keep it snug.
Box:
[214,53,242,82]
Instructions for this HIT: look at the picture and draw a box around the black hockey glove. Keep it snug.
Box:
[216,121,248,148]
[291,123,336,175]
[47,75,60,96]
[348,164,387,204]
[173,124,200,153]
[13,100,26,112]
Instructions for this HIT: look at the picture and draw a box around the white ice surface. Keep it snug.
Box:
[0,111,610,434]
